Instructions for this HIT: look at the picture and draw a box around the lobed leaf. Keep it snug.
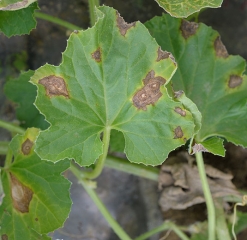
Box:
[145,15,247,154]
[154,0,223,18]
[0,128,71,239]
[31,6,196,166]
[0,2,38,37]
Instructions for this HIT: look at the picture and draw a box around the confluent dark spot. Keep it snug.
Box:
[157,47,170,61]
[39,75,69,98]
[180,20,199,39]
[214,36,228,58]
[21,138,33,155]
[174,107,186,117]
[133,71,166,110]
[116,12,136,36]
[10,173,33,213]
[92,47,101,62]
[174,126,183,139]
[228,75,243,88]
[1,234,8,240]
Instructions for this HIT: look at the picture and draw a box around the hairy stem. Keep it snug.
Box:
[70,163,132,240]
[88,0,100,26]
[105,155,159,181]
[0,120,25,135]
[134,221,189,240]
[195,152,215,240]
[83,127,111,179]
[34,11,82,30]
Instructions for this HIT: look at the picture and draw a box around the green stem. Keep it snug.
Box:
[0,141,9,155]
[134,221,189,240]
[70,163,132,240]
[4,146,13,169]
[83,127,111,179]
[88,0,100,26]
[195,152,215,240]
[105,155,159,181]
[34,11,82,31]
[0,120,25,134]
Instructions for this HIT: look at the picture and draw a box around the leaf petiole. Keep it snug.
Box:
[88,0,100,26]
[0,119,25,135]
[195,151,216,240]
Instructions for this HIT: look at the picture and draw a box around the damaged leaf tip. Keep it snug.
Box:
[39,75,69,98]
[214,37,229,58]
[180,20,199,39]
[116,12,136,36]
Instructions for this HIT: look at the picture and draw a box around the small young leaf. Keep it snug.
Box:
[4,70,49,130]
[31,6,196,166]
[145,15,247,152]
[154,0,223,18]
[0,128,71,239]
[0,2,38,37]
[0,0,36,10]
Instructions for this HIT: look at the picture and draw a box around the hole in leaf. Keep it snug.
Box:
[214,36,229,58]
[174,126,183,139]
[174,107,186,117]
[116,12,136,36]
[91,47,101,62]
[21,138,33,155]
[228,75,243,88]
[132,71,166,110]
[180,20,199,39]
[10,173,33,213]
[39,75,69,98]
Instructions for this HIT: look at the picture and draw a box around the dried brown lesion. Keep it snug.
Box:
[174,107,186,117]
[21,138,33,155]
[214,36,229,58]
[228,75,243,88]
[180,20,199,39]
[39,75,69,98]
[10,173,33,213]
[132,70,166,110]
[174,126,183,139]
[91,47,101,62]
[116,12,136,36]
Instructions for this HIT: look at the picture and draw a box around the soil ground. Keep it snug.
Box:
[0,1,247,240]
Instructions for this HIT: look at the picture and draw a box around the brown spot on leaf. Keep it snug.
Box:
[174,107,186,117]
[132,71,166,110]
[228,75,243,88]
[156,47,170,61]
[116,12,136,36]
[1,234,8,240]
[214,36,229,58]
[174,126,183,139]
[91,47,101,62]
[21,138,33,155]
[39,76,69,98]
[180,20,199,39]
[10,173,33,213]
[35,217,38,221]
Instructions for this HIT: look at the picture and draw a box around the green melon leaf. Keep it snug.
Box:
[0,128,71,239]
[31,6,196,166]
[4,70,49,130]
[0,0,36,10]
[145,15,247,154]
[0,2,38,37]
[154,0,223,18]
